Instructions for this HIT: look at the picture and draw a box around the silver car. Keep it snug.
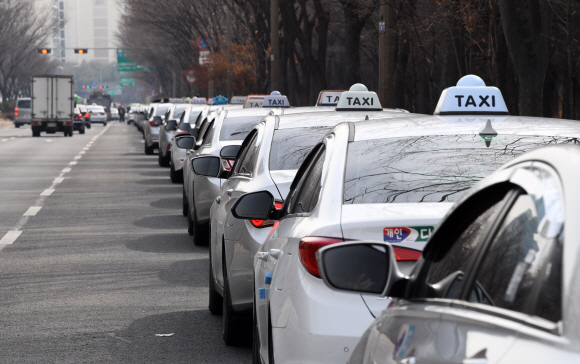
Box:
[158,103,190,167]
[87,105,107,125]
[14,97,32,127]
[319,142,578,363]
[169,105,207,183]
[211,85,411,346]
[144,103,171,155]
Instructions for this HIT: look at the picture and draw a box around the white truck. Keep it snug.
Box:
[31,75,75,137]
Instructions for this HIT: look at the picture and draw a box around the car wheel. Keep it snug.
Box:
[182,188,188,217]
[208,244,223,315]
[104,122,107,126]
[14,123,20,128]
[80,127,85,134]
[144,142,154,155]
[191,204,208,246]
[32,129,40,137]
[187,208,194,236]
[252,288,261,364]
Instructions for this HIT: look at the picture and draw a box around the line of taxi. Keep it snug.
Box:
[134,76,579,364]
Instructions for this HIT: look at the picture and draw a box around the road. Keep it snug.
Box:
[0,123,251,363]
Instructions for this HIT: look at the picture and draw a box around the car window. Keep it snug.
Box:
[220,116,264,141]
[17,100,31,108]
[269,127,331,171]
[202,121,215,145]
[234,132,259,175]
[343,135,580,204]
[173,105,188,119]
[473,186,563,322]
[190,110,202,124]
[288,146,326,214]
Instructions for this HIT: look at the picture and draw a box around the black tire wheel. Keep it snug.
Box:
[159,151,170,167]
[144,142,154,155]
[79,127,85,134]
[32,130,40,137]
[252,288,261,364]
[104,122,107,126]
[171,164,183,184]
[268,308,275,364]
[182,188,189,217]
[222,276,252,346]
[15,123,20,128]
[191,204,209,246]
[208,245,223,315]
[87,123,91,129]
[187,208,194,236]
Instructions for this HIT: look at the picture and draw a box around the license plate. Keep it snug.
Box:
[48,122,57,127]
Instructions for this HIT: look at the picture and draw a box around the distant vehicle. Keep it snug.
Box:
[73,106,87,134]
[78,104,91,129]
[31,75,74,137]
[87,105,107,125]
[87,91,112,120]
[14,97,32,128]
[110,107,120,120]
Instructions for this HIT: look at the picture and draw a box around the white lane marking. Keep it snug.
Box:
[0,231,22,244]
[53,177,64,184]
[23,206,42,216]
[69,161,77,165]
[62,168,71,173]
[46,139,52,143]
[40,189,55,196]
[80,151,86,154]
[74,155,82,160]
[1,139,6,142]
[10,137,14,140]
[140,140,144,143]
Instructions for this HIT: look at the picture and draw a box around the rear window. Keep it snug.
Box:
[344,135,579,204]
[269,127,331,171]
[88,106,104,112]
[219,116,263,141]
[172,105,188,119]
[17,100,31,108]
[154,105,170,116]
[189,110,202,124]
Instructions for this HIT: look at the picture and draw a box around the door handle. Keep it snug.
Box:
[257,252,269,261]
[226,189,233,196]
[269,249,282,259]
[215,196,221,204]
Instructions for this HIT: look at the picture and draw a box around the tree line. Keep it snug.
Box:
[118,0,579,118]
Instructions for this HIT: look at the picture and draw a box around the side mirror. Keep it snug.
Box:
[175,136,194,149]
[192,156,220,177]
[189,128,199,138]
[153,116,162,126]
[165,120,177,131]
[231,191,277,220]
[317,242,397,295]
[220,145,241,159]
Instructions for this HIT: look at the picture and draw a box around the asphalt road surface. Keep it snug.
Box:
[0,123,251,363]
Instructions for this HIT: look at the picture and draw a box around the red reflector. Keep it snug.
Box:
[167,144,171,150]
[299,237,345,278]
[392,246,422,261]
[180,159,184,161]
[66,121,73,125]
[221,158,235,171]
[248,201,283,229]
[32,121,40,125]
[75,115,82,121]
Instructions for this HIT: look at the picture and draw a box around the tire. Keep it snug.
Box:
[87,123,91,129]
[79,126,85,134]
[14,123,20,128]
[158,151,170,167]
[187,208,194,236]
[104,122,107,126]
[191,203,208,246]
[208,244,223,315]
[171,164,183,184]
[182,188,188,217]
[144,142,154,155]
[223,273,250,345]
[32,129,40,137]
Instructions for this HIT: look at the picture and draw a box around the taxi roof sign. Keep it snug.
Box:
[171,98,184,104]
[434,75,509,115]
[244,96,265,108]
[262,91,291,108]
[230,96,246,104]
[336,84,382,111]
[190,97,207,105]
[316,90,346,106]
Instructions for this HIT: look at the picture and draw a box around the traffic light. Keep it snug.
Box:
[81,85,91,89]
[38,48,51,54]
[74,49,88,54]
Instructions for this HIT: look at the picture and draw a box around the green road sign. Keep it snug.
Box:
[117,49,155,73]
[106,87,123,96]
[120,77,136,87]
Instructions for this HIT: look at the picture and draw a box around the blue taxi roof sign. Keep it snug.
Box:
[336,84,382,111]
[434,75,509,115]
[262,91,290,108]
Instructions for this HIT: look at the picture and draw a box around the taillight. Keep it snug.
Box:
[248,202,283,228]
[149,119,156,126]
[84,113,89,118]
[15,111,18,116]
[392,246,422,261]
[15,107,18,112]
[32,121,40,125]
[75,114,82,121]
[221,158,235,171]
[167,144,171,151]
[299,236,345,278]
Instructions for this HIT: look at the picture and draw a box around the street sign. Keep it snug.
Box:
[197,36,209,51]
[185,70,196,84]
[91,81,98,87]
[120,77,135,87]
[106,87,122,96]
[199,51,211,65]
[117,49,154,73]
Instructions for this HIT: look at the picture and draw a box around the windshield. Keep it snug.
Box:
[344,134,580,204]
[17,99,31,108]
[219,115,263,141]
[154,105,170,116]
[269,127,331,171]
[172,105,188,119]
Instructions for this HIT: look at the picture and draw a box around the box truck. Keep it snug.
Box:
[31,75,75,137]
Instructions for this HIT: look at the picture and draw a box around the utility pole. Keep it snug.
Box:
[226,5,233,99]
[378,1,395,108]
[270,0,280,92]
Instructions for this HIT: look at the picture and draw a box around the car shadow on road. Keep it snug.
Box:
[150,197,182,209]
[158,259,208,287]
[133,215,186,230]
[135,178,173,186]
[144,187,181,195]
[109,310,251,363]
[140,170,169,177]
[125,233,200,254]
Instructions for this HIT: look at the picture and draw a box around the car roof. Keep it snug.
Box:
[351,114,580,141]
[275,108,414,130]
